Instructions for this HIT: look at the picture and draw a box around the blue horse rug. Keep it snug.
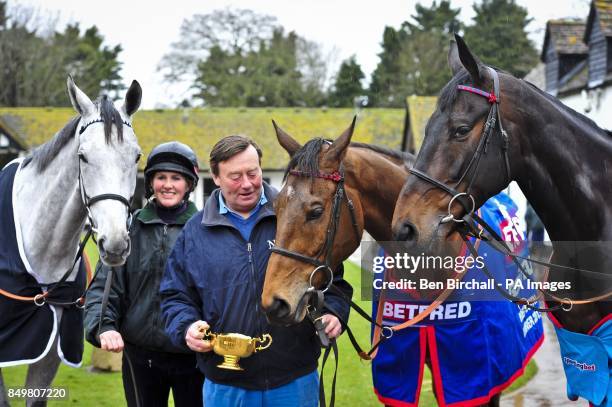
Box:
[372,192,544,407]
[0,160,85,367]
[550,314,612,407]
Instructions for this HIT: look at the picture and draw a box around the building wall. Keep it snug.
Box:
[587,13,608,87]
[561,85,612,129]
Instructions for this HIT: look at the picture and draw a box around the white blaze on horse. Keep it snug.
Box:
[0,77,141,406]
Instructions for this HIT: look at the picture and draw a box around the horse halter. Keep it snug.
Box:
[409,67,511,223]
[78,118,134,235]
[270,165,361,292]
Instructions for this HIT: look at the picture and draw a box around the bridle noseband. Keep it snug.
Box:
[270,165,361,292]
[78,118,135,235]
[409,66,510,223]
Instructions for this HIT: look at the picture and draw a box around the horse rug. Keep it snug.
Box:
[549,314,612,407]
[0,160,85,367]
[372,192,544,407]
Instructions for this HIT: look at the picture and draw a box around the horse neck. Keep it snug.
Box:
[14,136,85,283]
[508,81,612,241]
[345,148,410,242]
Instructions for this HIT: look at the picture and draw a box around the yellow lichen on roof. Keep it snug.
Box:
[406,96,437,151]
[0,107,405,170]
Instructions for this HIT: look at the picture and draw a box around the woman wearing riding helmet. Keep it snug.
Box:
[84,141,203,407]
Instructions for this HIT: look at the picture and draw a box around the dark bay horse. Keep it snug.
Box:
[391,35,611,334]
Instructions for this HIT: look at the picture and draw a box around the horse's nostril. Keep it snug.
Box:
[268,296,291,319]
[395,221,418,242]
[98,237,107,255]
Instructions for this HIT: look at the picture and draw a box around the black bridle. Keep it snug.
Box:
[409,66,510,223]
[269,165,361,292]
[405,67,571,312]
[77,118,135,236]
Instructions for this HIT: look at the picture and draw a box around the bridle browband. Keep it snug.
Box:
[269,166,361,292]
[79,118,132,135]
[78,118,135,236]
[406,67,612,311]
[0,117,136,308]
[409,66,510,223]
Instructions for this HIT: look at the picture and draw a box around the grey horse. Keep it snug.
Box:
[0,77,142,406]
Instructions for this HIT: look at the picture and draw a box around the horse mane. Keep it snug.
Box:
[438,68,610,136]
[350,142,414,164]
[23,96,125,172]
[284,138,413,181]
[284,138,329,181]
[522,80,610,135]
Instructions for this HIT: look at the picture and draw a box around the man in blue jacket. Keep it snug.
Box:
[160,135,352,406]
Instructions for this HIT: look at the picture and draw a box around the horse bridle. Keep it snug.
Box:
[78,118,135,235]
[0,118,136,308]
[404,67,612,310]
[269,164,361,292]
[409,66,510,224]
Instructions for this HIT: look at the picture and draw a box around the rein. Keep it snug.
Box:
[0,117,135,308]
[270,166,361,290]
[407,66,612,309]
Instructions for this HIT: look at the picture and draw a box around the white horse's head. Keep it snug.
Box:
[67,77,142,266]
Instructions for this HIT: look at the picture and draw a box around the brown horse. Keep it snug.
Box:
[391,35,612,336]
[261,120,410,323]
[260,123,540,406]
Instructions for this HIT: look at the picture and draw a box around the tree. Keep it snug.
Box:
[160,8,331,107]
[329,56,365,107]
[463,0,538,78]
[368,1,461,106]
[0,2,123,107]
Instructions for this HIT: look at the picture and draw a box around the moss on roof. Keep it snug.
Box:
[0,107,405,170]
[406,96,437,151]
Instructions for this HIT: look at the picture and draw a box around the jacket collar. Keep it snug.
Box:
[202,182,277,228]
[138,201,198,225]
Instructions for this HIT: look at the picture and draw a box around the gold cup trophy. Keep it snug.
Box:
[200,327,272,371]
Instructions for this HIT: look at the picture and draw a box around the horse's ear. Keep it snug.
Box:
[448,39,463,75]
[324,116,356,165]
[452,34,484,84]
[123,80,142,117]
[66,75,95,117]
[273,120,301,157]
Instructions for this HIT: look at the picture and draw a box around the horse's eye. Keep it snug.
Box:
[135,153,142,164]
[306,207,324,221]
[454,126,471,139]
[78,152,88,163]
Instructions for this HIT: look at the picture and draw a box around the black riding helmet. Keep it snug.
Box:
[144,141,199,198]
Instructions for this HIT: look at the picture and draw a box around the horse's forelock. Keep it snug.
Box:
[97,95,124,144]
[283,138,328,181]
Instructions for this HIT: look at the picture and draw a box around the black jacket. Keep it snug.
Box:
[84,201,198,353]
[160,184,353,389]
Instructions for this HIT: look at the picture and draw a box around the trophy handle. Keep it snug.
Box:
[255,334,272,351]
[200,327,216,342]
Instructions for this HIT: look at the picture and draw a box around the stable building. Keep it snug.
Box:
[0,107,406,209]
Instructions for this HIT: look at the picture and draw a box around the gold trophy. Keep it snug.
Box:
[200,327,272,371]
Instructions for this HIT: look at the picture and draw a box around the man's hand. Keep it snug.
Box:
[185,320,214,353]
[321,314,342,339]
[99,330,124,353]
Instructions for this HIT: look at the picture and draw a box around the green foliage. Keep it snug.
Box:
[0,2,123,107]
[329,56,365,107]
[463,0,538,78]
[369,1,460,106]
[160,8,329,107]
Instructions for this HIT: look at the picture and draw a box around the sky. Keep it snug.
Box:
[19,0,591,109]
